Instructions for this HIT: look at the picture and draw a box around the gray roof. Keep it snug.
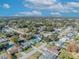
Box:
[39,50,57,59]
[0,38,8,43]
[0,55,7,59]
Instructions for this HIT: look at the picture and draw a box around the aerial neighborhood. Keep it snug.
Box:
[0,0,79,59]
[0,17,79,59]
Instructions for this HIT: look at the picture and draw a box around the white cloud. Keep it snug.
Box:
[71,9,79,13]
[49,2,79,13]
[24,0,79,15]
[15,10,42,16]
[24,0,57,9]
[61,2,79,13]
[24,0,69,12]
[51,12,61,16]
[48,3,71,13]
[49,3,64,11]
[66,2,79,8]
[26,0,56,5]
[3,3,10,8]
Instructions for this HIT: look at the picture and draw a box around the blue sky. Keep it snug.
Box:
[0,0,79,17]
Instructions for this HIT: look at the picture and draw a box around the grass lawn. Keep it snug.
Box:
[28,52,41,59]
[0,51,5,55]
[24,47,33,53]
[34,42,41,47]
[46,43,54,48]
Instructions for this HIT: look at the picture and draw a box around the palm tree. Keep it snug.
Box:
[10,36,19,44]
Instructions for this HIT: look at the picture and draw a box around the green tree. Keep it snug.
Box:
[75,34,79,41]
[10,36,19,44]
[58,49,75,59]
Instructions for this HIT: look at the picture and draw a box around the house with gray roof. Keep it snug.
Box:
[39,50,57,59]
[0,38,8,43]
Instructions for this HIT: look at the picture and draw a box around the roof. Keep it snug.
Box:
[39,50,57,59]
[0,38,8,43]
[0,54,7,59]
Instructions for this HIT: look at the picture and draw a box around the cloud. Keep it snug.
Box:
[66,2,79,8]
[24,0,79,14]
[3,3,10,8]
[51,12,61,16]
[49,2,79,13]
[23,0,79,17]
[26,0,56,5]
[71,9,79,13]
[15,10,42,16]
[49,3,64,11]
[24,0,57,9]
[62,2,79,13]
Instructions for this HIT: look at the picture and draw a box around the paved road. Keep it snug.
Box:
[42,47,58,56]
[18,43,46,59]
[8,27,25,34]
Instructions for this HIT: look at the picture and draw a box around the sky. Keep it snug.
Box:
[0,0,79,17]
